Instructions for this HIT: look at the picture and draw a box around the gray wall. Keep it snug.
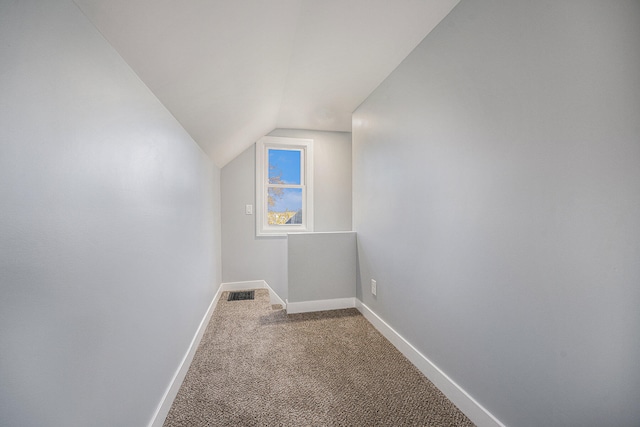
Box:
[221,129,351,299]
[353,1,640,426]
[0,1,222,426]
[269,128,352,232]
[288,232,356,303]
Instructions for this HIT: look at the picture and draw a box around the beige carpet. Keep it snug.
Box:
[163,289,475,426]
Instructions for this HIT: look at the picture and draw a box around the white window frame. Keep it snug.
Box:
[256,136,314,237]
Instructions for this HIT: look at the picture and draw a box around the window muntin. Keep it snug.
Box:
[256,137,313,236]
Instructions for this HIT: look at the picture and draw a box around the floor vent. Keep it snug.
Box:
[228,290,255,301]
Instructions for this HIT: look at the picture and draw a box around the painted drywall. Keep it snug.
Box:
[0,1,222,426]
[220,144,289,298]
[353,1,640,426]
[288,232,356,303]
[221,129,351,300]
[269,128,352,232]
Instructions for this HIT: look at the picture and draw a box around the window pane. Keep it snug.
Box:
[267,188,302,225]
[268,149,301,185]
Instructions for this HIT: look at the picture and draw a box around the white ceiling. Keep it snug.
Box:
[74,0,460,167]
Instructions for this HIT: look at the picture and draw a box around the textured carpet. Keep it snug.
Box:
[163,289,475,426]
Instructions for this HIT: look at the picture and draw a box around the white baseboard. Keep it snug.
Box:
[220,280,286,308]
[355,300,505,427]
[220,280,265,291]
[286,297,355,314]
[148,280,286,427]
[148,283,503,427]
[148,285,222,427]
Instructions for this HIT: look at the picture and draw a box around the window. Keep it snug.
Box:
[256,136,313,236]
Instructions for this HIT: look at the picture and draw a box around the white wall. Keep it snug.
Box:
[0,1,222,426]
[353,1,640,426]
[221,129,351,299]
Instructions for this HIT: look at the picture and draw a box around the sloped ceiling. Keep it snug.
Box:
[74,0,460,167]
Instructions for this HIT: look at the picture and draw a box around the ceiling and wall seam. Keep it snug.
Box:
[71,0,460,167]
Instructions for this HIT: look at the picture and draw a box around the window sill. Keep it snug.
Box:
[256,228,313,238]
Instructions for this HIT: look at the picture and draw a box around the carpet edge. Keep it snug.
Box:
[148,285,222,427]
[355,299,506,427]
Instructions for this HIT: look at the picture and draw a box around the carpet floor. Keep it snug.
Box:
[163,289,475,426]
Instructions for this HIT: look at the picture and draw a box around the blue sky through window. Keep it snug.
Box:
[268,188,302,214]
[268,149,301,185]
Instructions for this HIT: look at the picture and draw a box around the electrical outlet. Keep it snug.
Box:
[245,204,253,215]
[371,279,377,296]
